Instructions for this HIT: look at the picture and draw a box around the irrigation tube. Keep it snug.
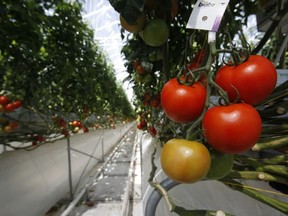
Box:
[145,178,179,216]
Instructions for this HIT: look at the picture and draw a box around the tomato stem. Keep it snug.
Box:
[226,170,288,184]
[253,136,288,151]
[221,179,288,214]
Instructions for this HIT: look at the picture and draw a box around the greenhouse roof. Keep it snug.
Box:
[82,0,126,81]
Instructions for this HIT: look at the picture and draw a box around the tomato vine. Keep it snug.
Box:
[0,0,135,147]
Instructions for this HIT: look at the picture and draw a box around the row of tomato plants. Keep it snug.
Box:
[0,95,127,149]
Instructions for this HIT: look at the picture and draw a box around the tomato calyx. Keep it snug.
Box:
[176,68,206,87]
[216,85,241,106]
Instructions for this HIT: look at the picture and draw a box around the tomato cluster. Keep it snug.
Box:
[159,54,277,183]
[0,95,22,113]
[31,134,46,146]
[120,3,173,47]
[0,120,19,133]
[70,120,89,133]
[0,95,23,134]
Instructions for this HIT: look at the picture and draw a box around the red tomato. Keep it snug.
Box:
[161,78,206,123]
[83,126,89,133]
[36,136,45,142]
[137,124,143,130]
[148,125,157,136]
[160,139,211,183]
[136,65,146,75]
[132,60,141,69]
[143,93,151,106]
[9,121,19,129]
[0,96,9,105]
[11,100,22,110]
[202,103,262,154]
[150,94,161,108]
[215,55,277,105]
[140,120,147,127]
[4,103,15,112]
[71,120,81,127]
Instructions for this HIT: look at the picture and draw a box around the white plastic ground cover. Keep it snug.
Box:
[140,135,288,215]
[0,123,132,216]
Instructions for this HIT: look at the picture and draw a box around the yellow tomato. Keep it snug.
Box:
[161,139,211,183]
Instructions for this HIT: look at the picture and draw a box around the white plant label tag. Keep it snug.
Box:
[186,0,230,32]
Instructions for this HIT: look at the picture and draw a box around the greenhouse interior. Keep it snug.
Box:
[0,0,288,216]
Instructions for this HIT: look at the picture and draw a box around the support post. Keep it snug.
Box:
[101,130,104,162]
[67,136,74,201]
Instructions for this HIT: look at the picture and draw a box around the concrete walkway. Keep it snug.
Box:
[59,127,143,216]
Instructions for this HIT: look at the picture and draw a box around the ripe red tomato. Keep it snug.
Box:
[11,100,22,110]
[136,65,146,75]
[71,120,81,127]
[83,126,89,133]
[160,139,211,183]
[140,120,147,127]
[9,121,19,129]
[202,103,262,154]
[137,124,143,130]
[150,94,161,108]
[148,125,157,136]
[36,135,45,142]
[143,93,151,106]
[4,103,15,112]
[215,55,277,105]
[0,96,9,105]
[161,78,206,123]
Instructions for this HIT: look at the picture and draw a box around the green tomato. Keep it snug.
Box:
[206,149,234,180]
[143,19,169,47]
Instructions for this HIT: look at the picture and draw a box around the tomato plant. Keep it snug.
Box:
[161,78,206,123]
[202,103,262,154]
[215,55,277,105]
[160,139,211,183]
[206,149,234,180]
